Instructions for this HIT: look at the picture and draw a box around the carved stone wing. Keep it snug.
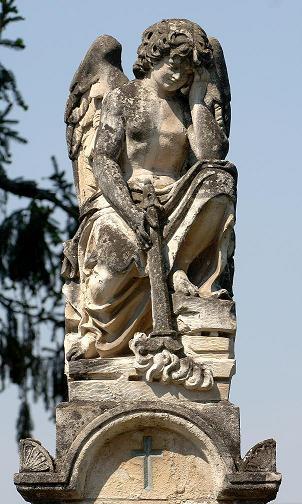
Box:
[64,35,128,203]
[205,37,231,138]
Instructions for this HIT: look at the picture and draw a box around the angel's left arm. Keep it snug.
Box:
[187,67,229,160]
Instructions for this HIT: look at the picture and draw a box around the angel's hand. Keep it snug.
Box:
[126,206,152,251]
[189,66,210,108]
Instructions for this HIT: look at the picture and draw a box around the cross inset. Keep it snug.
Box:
[131,435,163,490]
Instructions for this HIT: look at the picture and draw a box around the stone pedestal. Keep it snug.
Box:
[15,379,281,503]
[14,297,281,504]
[13,17,282,504]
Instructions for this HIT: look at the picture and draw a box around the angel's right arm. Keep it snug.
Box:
[93,89,151,248]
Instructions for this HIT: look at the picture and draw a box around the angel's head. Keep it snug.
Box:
[133,18,213,91]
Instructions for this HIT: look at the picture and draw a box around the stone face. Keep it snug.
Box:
[54,401,242,462]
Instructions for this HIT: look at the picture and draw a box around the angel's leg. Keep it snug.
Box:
[198,212,235,298]
[171,195,235,297]
[69,211,151,359]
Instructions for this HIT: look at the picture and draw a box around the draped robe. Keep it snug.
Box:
[63,160,236,358]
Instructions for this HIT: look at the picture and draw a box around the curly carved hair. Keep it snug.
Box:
[133,18,213,79]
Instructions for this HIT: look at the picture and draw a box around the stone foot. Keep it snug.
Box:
[65,333,97,361]
[172,270,199,297]
[199,288,232,300]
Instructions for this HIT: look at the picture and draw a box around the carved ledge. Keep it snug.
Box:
[67,355,235,382]
[218,471,281,501]
[218,440,280,501]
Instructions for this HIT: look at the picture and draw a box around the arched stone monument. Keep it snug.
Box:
[15,18,281,504]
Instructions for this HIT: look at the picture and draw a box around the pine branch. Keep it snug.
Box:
[0,37,25,49]
[0,0,24,33]
[0,0,72,439]
[0,170,78,218]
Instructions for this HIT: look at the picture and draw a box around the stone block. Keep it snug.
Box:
[68,378,231,402]
[182,334,235,359]
[15,401,280,503]
[67,356,236,403]
[68,356,235,381]
[174,294,236,335]
[54,401,241,462]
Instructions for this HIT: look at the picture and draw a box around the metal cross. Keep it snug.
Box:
[131,436,163,490]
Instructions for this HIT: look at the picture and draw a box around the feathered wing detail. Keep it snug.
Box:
[65,35,128,205]
[205,37,231,138]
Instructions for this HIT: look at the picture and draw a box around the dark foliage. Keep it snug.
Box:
[0,0,78,440]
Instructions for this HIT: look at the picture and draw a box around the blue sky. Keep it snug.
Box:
[1,1,302,502]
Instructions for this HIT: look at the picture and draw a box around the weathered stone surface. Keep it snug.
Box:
[54,401,241,463]
[182,334,235,359]
[85,428,218,501]
[15,402,281,503]
[68,355,235,379]
[14,17,281,504]
[62,19,237,376]
[174,294,236,334]
[67,355,235,401]
[219,471,281,501]
[68,378,231,402]
[130,331,215,391]
[19,439,54,473]
[239,439,277,473]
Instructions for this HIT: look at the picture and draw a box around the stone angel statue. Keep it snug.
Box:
[62,19,237,375]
